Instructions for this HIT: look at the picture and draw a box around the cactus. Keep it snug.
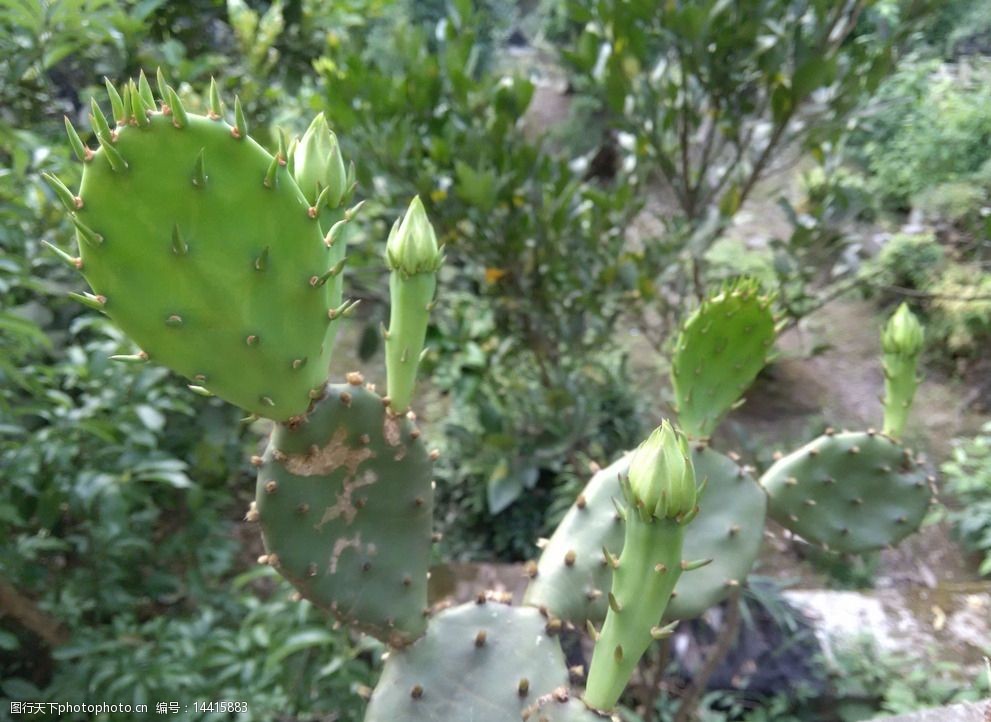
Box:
[252,378,434,646]
[671,278,776,439]
[51,75,942,721]
[523,446,765,624]
[881,303,924,439]
[50,73,354,421]
[760,430,931,553]
[583,422,702,711]
[364,599,575,721]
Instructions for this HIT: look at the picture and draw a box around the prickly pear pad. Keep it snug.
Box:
[672,280,775,439]
[761,431,930,553]
[522,693,616,722]
[667,447,766,620]
[255,381,433,646]
[73,102,337,420]
[364,601,571,722]
[523,448,765,624]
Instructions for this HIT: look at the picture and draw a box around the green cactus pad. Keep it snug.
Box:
[63,79,341,420]
[523,448,765,624]
[672,279,775,439]
[760,431,930,553]
[522,692,616,722]
[254,379,433,646]
[364,600,571,722]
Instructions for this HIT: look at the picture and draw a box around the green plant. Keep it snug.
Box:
[38,75,943,722]
[551,0,935,327]
[942,422,991,576]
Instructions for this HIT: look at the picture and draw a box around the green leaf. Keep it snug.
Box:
[486,459,522,514]
[266,629,338,668]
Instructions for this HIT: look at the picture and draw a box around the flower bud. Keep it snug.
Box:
[882,303,924,357]
[627,420,696,520]
[293,112,346,208]
[386,196,443,276]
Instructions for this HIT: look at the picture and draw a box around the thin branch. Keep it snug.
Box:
[0,577,69,647]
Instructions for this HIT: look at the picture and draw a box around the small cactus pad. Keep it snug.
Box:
[523,448,765,623]
[364,601,571,722]
[522,692,616,721]
[667,447,766,619]
[760,431,930,553]
[255,381,433,646]
[672,279,775,439]
[61,78,341,420]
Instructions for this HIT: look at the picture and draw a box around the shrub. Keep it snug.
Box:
[942,422,991,577]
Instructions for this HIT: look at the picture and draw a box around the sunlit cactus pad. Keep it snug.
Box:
[254,379,433,646]
[61,76,339,420]
[761,430,931,553]
[672,279,775,439]
[523,447,765,624]
[364,600,571,722]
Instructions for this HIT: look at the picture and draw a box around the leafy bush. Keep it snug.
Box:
[942,422,991,576]
[928,263,991,356]
[854,60,991,209]
[867,233,946,292]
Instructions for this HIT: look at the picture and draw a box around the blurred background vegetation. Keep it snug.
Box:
[2,0,991,720]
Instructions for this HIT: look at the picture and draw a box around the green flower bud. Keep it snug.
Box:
[882,303,924,357]
[386,196,443,276]
[293,112,347,208]
[627,420,696,520]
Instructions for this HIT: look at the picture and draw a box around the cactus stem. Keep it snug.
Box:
[166,86,188,128]
[208,77,222,119]
[65,117,93,162]
[68,291,106,311]
[232,96,247,139]
[192,149,207,188]
[71,217,104,247]
[41,240,83,269]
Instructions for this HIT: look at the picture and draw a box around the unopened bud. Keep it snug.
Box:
[293,112,346,208]
[386,196,443,276]
[882,303,924,357]
[627,420,696,519]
